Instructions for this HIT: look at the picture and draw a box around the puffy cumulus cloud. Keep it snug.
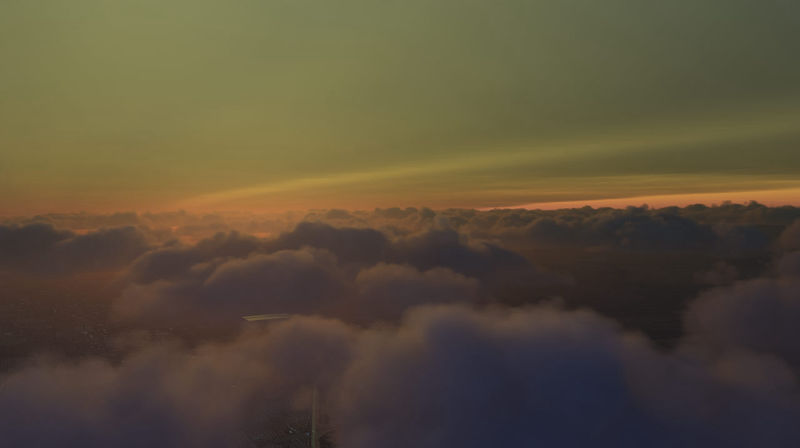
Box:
[117,249,486,330]
[676,202,800,227]
[116,223,560,329]
[333,305,800,448]
[431,205,793,255]
[7,206,800,446]
[117,257,486,331]
[391,227,529,276]
[695,261,740,286]
[389,227,567,304]
[116,248,347,327]
[293,203,797,241]
[251,204,794,256]
[524,208,718,250]
[267,221,541,282]
[265,221,390,264]
[680,223,800,404]
[684,228,800,371]
[263,220,541,279]
[712,223,770,255]
[349,264,480,324]
[127,231,264,284]
[0,222,71,262]
[778,252,800,278]
[50,227,153,273]
[6,205,796,255]
[0,223,150,274]
[0,317,356,448]
[4,305,800,447]
[779,219,800,252]
[439,207,723,250]
[333,305,658,448]
[684,254,800,370]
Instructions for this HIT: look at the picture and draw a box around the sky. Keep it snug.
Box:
[2,0,800,213]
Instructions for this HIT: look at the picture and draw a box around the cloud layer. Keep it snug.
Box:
[2,207,800,446]
[0,223,150,274]
[113,222,551,329]
[3,303,800,447]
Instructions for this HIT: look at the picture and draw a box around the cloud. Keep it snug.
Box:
[390,227,530,276]
[780,219,800,252]
[445,204,796,255]
[9,205,796,257]
[778,252,800,278]
[332,305,800,448]
[50,227,153,273]
[695,261,740,286]
[684,252,800,370]
[6,206,800,446]
[349,263,480,324]
[266,221,390,264]
[115,248,347,328]
[4,304,800,447]
[0,222,71,263]
[0,223,150,274]
[0,317,356,448]
[115,222,561,330]
[127,231,263,284]
[525,207,718,250]
[116,249,484,331]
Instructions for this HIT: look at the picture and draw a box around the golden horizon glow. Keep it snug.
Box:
[497,187,800,211]
[175,106,800,211]
[2,1,800,213]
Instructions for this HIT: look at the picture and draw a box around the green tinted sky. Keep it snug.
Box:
[2,0,799,212]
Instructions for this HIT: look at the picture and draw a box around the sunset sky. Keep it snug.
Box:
[4,4,800,445]
[2,0,799,213]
